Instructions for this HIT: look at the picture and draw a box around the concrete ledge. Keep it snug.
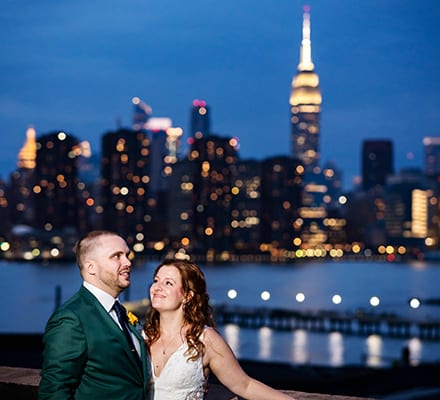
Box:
[0,367,39,400]
[0,366,374,400]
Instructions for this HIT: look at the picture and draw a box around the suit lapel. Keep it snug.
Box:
[130,324,151,381]
[80,287,144,379]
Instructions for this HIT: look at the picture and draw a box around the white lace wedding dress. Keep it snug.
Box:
[152,341,207,400]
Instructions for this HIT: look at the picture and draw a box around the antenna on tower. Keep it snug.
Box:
[132,96,153,131]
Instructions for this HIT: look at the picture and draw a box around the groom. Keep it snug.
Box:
[39,230,153,400]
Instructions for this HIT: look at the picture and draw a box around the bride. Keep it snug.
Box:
[142,258,296,400]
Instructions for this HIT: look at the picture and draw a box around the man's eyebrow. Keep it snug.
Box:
[109,250,124,257]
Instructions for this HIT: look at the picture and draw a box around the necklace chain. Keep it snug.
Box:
[159,331,183,357]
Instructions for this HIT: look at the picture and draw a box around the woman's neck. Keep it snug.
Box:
[159,311,185,338]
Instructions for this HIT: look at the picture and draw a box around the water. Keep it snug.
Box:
[1,259,439,368]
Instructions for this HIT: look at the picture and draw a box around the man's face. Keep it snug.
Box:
[85,234,132,298]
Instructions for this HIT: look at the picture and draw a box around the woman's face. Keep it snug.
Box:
[150,265,186,312]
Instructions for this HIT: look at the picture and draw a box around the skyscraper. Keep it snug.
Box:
[100,128,156,246]
[290,6,322,175]
[33,131,84,233]
[189,133,238,258]
[190,99,210,139]
[362,140,394,191]
[290,6,327,250]
[423,136,440,180]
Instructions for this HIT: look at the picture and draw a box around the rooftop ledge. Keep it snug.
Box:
[0,366,374,400]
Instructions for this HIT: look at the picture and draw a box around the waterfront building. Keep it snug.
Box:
[145,117,173,195]
[423,136,440,180]
[166,158,195,257]
[190,99,211,139]
[344,189,386,250]
[0,177,9,240]
[132,96,152,131]
[189,133,239,260]
[260,156,303,257]
[33,131,85,233]
[101,128,163,249]
[362,139,394,191]
[385,168,438,253]
[230,159,263,255]
[8,127,37,229]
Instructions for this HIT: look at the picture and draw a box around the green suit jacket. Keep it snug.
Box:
[39,286,153,400]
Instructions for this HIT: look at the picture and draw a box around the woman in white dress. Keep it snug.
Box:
[143,259,296,400]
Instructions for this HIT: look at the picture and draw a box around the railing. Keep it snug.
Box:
[0,366,375,400]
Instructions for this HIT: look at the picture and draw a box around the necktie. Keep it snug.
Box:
[113,301,138,356]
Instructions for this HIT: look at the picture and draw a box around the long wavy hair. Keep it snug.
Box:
[143,259,215,361]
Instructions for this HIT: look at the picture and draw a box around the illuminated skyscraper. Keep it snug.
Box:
[101,128,156,246]
[9,126,38,228]
[290,6,322,174]
[423,136,440,180]
[34,131,84,233]
[17,126,37,169]
[189,134,239,258]
[290,7,327,250]
[132,96,152,131]
[190,99,210,139]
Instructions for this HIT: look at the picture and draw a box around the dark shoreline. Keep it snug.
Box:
[1,333,439,398]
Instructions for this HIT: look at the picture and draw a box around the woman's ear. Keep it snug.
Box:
[185,290,194,303]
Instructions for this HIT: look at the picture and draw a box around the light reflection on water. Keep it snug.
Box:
[292,330,308,364]
[218,324,440,367]
[328,332,344,366]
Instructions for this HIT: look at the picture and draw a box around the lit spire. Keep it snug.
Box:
[298,5,314,71]
[17,126,37,169]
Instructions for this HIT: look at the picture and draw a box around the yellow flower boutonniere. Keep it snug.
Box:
[127,311,139,326]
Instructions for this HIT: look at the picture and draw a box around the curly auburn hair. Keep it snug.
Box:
[143,259,215,361]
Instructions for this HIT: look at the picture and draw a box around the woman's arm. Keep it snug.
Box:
[203,328,296,400]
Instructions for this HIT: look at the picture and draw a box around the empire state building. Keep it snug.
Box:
[290,6,322,175]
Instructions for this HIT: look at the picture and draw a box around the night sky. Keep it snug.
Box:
[1,0,439,188]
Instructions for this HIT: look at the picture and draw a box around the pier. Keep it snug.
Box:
[213,305,440,340]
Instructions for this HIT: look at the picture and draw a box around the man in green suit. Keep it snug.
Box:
[39,230,153,400]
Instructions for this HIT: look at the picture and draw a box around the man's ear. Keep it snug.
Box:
[84,259,96,276]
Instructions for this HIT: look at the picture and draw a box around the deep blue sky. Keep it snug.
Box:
[1,0,440,189]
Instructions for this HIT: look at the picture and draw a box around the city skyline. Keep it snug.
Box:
[1,0,440,189]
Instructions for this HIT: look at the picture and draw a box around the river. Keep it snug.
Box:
[1,258,439,368]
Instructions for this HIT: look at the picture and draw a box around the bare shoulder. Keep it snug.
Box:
[202,327,233,362]
[202,326,225,345]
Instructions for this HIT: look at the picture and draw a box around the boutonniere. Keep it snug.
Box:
[127,311,139,326]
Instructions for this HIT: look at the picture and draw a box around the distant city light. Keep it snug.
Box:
[332,294,342,305]
[50,248,60,257]
[261,291,271,301]
[409,297,421,309]
[338,195,347,205]
[369,296,380,307]
[296,292,305,303]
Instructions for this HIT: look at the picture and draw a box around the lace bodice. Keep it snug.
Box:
[152,341,206,400]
